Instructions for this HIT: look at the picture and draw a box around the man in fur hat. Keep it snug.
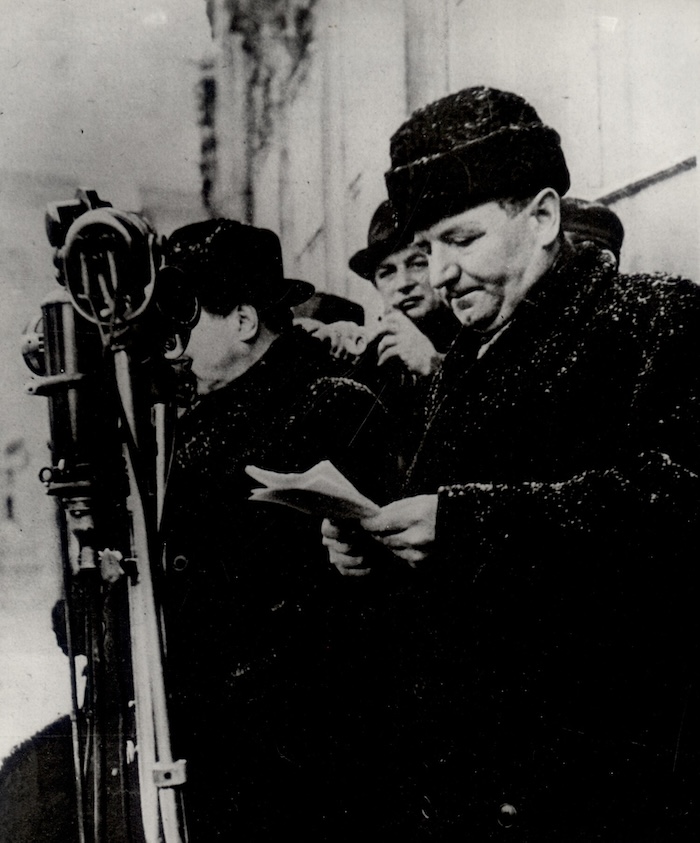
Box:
[323,87,700,840]
[160,219,399,840]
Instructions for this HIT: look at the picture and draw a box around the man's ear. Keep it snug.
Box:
[233,303,260,342]
[529,188,561,248]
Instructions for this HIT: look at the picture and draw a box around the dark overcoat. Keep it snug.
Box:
[396,243,700,841]
[161,327,400,840]
[351,304,460,469]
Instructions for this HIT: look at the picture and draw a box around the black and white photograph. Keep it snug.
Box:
[0,1,698,840]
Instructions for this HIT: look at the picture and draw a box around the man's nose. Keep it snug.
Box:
[429,242,459,290]
[392,266,418,295]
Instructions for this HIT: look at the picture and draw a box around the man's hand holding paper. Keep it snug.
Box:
[246,461,437,572]
[360,494,438,568]
[323,494,438,575]
[321,518,373,577]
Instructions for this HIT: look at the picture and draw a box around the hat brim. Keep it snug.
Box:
[270,278,316,308]
[349,242,397,282]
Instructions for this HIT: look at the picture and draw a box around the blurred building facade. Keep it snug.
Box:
[199,0,698,323]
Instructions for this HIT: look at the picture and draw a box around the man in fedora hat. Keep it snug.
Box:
[298,200,459,401]
[300,199,460,466]
[323,87,700,839]
[348,199,460,376]
[159,219,399,840]
[339,199,461,467]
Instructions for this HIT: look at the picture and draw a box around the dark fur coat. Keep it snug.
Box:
[161,327,400,840]
[393,243,700,840]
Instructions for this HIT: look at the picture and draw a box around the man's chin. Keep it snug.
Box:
[451,299,491,330]
[195,375,227,395]
[401,302,429,320]
[450,298,472,324]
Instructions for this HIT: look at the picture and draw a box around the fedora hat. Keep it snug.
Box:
[162,219,314,315]
[349,200,414,282]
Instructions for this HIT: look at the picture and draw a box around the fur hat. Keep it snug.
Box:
[385,86,570,233]
[348,200,414,282]
[560,197,624,260]
[162,219,314,316]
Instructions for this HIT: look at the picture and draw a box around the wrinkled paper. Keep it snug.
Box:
[245,460,379,520]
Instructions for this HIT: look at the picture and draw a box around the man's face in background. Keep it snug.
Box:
[373,244,442,320]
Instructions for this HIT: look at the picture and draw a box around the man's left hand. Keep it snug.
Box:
[360,495,438,567]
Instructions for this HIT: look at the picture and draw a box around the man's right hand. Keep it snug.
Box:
[321,518,372,577]
[376,311,443,376]
[295,318,368,360]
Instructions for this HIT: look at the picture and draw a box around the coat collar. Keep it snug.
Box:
[425,241,617,420]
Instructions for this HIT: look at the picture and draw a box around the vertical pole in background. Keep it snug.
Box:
[320,0,349,300]
[404,0,450,114]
